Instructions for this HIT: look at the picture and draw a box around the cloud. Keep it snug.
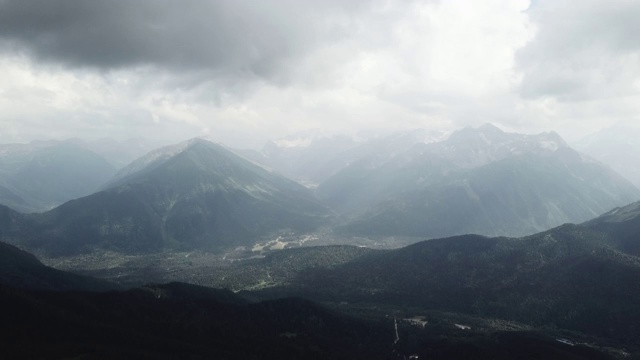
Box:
[1,0,637,148]
[516,0,640,101]
[0,0,377,84]
[0,0,538,146]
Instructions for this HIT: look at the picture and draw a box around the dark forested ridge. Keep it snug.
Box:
[210,207,640,352]
[0,240,118,291]
[0,282,391,360]
[46,204,640,356]
[2,202,639,358]
[0,280,621,360]
[251,231,640,349]
[584,201,640,255]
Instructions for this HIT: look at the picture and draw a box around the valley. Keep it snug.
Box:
[2,126,640,359]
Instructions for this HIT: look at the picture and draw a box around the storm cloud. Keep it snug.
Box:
[0,0,638,147]
[0,0,373,82]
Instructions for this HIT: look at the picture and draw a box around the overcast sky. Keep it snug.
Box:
[0,0,639,148]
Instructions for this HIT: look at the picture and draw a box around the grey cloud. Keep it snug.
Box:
[0,0,375,82]
[517,0,640,100]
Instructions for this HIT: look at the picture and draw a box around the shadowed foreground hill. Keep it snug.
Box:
[251,224,640,346]
[0,217,624,360]
[0,282,391,360]
[0,240,118,292]
[584,201,640,256]
[0,281,618,360]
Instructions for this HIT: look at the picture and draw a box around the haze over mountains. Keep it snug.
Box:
[575,125,640,189]
[249,124,640,239]
[0,124,639,257]
[1,139,330,256]
[241,129,451,187]
[320,124,640,238]
[3,0,639,356]
[0,138,162,213]
[0,141,116,213]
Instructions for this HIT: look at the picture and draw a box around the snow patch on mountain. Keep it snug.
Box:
[273,138,314,148]
[104,138,208,189]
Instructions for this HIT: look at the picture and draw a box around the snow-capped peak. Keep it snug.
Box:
[104,138,213,189]
[273,137,313,148]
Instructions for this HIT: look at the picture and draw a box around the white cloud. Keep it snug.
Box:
[0,0,638,148]
[513,0,640,141]
[517,0,640,100]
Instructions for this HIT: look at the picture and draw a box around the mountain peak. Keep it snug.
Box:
[532,131,568,152]
[105,138,223,189]
[537,130,567,144]
[27,137,330,255]
[184,137,223,148]
[478,123,504,133]
[447,123,509,146]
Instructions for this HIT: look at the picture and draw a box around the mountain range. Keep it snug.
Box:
[0,139,330,256]
[240,129,450,188]
[0,124,638,256]
[317,124,640,238]
[575,125,640,188]
[0,141,116,213]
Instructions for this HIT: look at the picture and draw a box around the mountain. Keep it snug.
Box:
[575,125,640,188]
[77,203,640,353]
[0,239,118,291]
[3,138,331,256]
[583,200,640,256]
[1,224,617,359]
[240,129,450,188]
[238,135,361,187]
[249,223,640,347]
[75,137,164,170]
[318,124,640,238]
[0,140,116,213]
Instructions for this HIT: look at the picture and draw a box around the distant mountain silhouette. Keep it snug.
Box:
[575,125,640,188]
[0,141,116,213]
[318,124,640,238]
[1,138,331,256]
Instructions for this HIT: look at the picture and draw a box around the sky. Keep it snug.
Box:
[0,0,639,149]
